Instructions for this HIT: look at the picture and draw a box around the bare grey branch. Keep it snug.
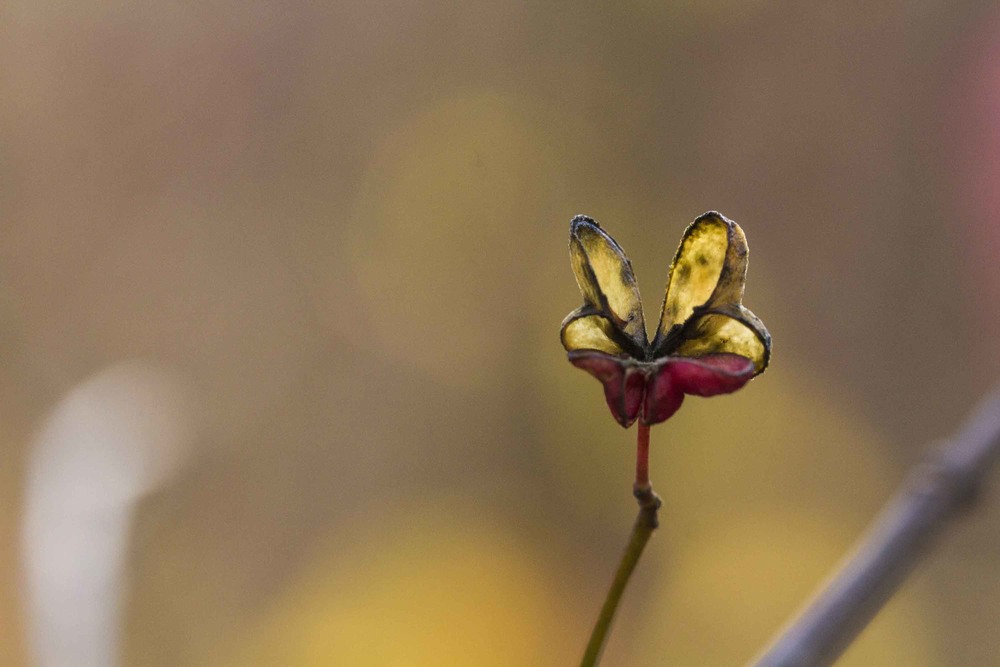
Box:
[749,385,1000,667]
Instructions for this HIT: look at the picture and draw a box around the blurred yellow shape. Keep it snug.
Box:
[206,507,571,667]
[635,512,935,667]
[610,508,936,667]
[347,91,580,387]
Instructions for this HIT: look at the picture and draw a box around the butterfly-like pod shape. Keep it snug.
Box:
[560,212,771,427]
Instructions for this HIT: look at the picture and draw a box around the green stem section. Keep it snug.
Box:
[580,424,662,667]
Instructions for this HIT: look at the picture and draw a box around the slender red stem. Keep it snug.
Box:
[635,422,651,490]
[580,422,661,667]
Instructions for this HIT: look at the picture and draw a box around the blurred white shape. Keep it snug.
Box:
[22,361,196,667]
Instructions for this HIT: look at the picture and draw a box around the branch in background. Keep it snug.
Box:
[749,384,1000,667]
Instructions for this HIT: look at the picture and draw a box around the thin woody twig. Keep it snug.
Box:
[580,423,662,667]
[749,385,1000,667]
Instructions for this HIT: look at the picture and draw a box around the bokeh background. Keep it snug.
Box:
[3,2,1000,665]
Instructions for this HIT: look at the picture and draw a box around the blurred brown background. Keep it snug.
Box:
[3,2,1000,665]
